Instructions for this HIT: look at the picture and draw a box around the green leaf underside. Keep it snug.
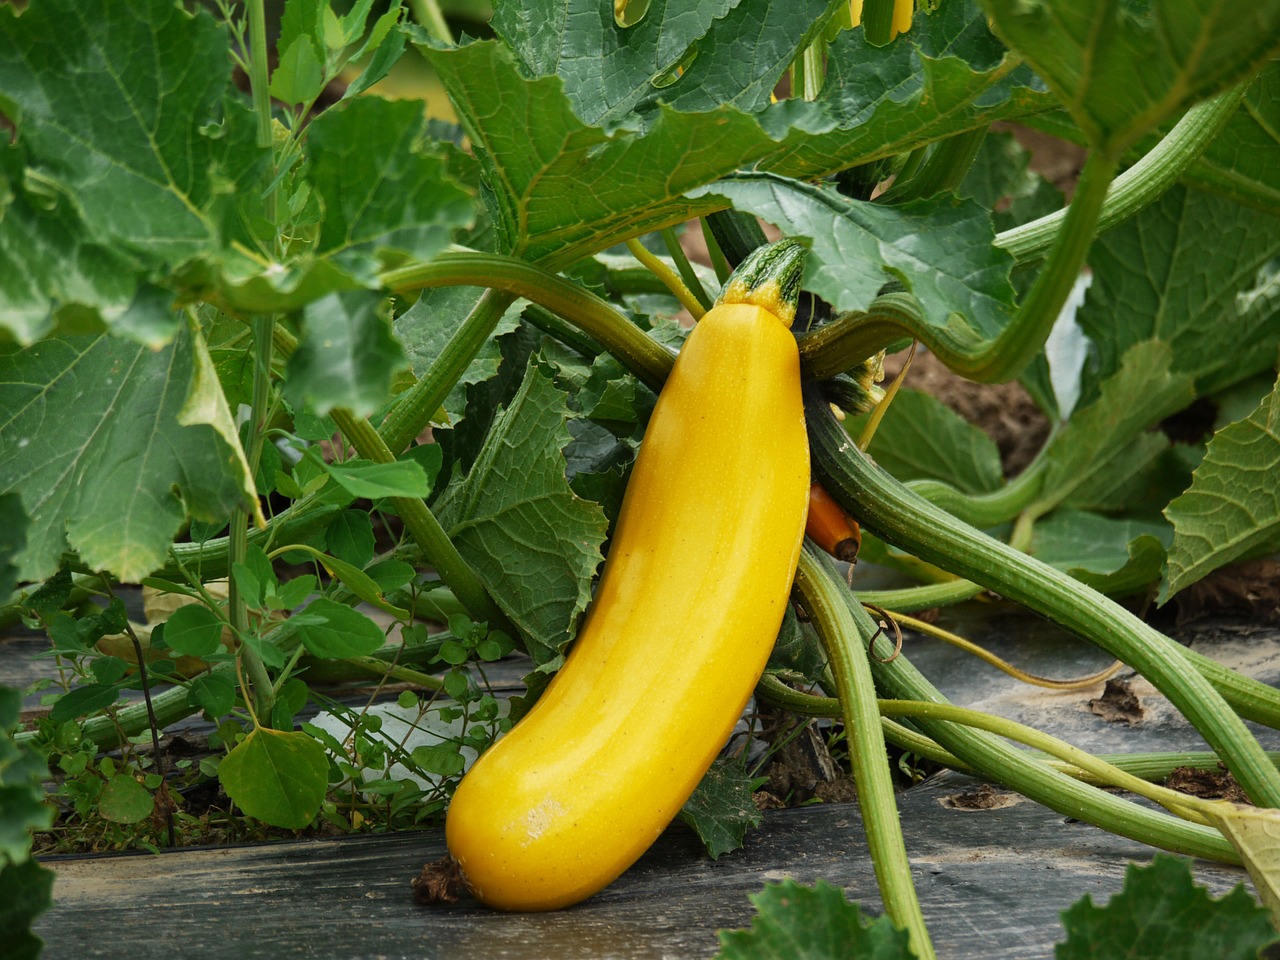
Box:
[980,0,1280,155]
[284,290,408,418]
[394,287,525,423]
[693,173,1016,342]
[848,388,1005,494]
[0,328,250,582]
[1210,804,1280,931]
[1039,340,1194,509]
[1161,373,1280,602]
[218,727,328,829]
[679,756,767,859]
[715,878,914,960]
[1079,186,1280,407]
[1186,60,1280,213]
[1031,509,1170,596]
[435,360,608,667]
[1055,855,1278,960]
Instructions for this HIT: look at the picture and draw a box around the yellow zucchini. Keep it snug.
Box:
[444,239,811,911]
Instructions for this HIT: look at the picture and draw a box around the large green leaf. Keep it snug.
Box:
[0,324,252,582]
[758,2,1053,179]
[1185,60,1280,214]
[0,859,54,960]
[435,359,608,667]
[492,0,842,122]
[421,37,780,261]
[423,4,1051,263]
[1056,855,1278,960]
[0,0,266,338]
[0,141,139,345]
[716,878,914,960]
[1039,341,1194,510]
[394,287,525,423]
[0,494,26,599]
[218,727,328,829]
[284,290,408,418]
[979,0,1280,155]
[1031,509,1170,597]
[1161,373,1280,601]
[1078,186,1280,402]
[0,689,53,867]
[846,388,1005,494]
[692,173,1016,341]
[305,96,475,281]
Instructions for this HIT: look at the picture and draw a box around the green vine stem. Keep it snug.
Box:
[756,674,1273,809]
[327,407,512,632]
[860,0,896,47]
[794,547,936,959]
[806,575,1237,863]
[225,313,279,721]
[381,253,676,392]
[797,83,1248,384]
[660,227,713,311]
[994,83,1250,265]
[854,578,986,612]
[878,127,988,204]
[757,679,1215,821]
[408,0,454,45]
[378,289,517,457]
[875,700,1212,824]
[903,449,1051,529]
[807,394,1280,806]
[968,151,1117,383]
[246,0,272,148]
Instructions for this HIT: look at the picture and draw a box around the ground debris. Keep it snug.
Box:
[412,855,468,905]
[1088,677,1145,726]
[1165,764,1249,804]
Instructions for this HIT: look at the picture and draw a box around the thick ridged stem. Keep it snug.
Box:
[327,408,510,631]
[995,83,1250,265]
[381,254,675,392]
[808,394,1280,806]
[379,289,517,456]
[795,548,936,959]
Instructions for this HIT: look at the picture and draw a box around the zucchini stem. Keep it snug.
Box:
[382,253,675,392]
[795,547,937,959]
[625,238,706,319]
[808,393,1280,806]
[995,83,1250,265]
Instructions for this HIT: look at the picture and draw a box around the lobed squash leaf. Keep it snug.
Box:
[1055,855,1278,960]
[715,878,914,960]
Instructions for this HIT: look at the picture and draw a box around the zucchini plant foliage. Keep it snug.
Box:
[2,0,1280,949]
